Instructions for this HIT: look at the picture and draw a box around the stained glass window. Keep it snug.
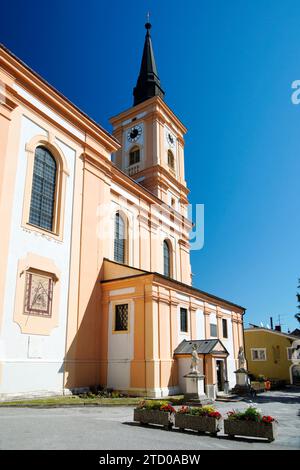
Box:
[29,146,57,231]
[114,212,125,263]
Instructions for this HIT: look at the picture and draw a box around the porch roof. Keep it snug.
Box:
[174,339,229,356]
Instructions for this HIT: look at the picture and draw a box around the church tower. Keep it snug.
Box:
[110,21,189,216]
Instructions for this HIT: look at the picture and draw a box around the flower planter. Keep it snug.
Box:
[175,413,220,436]
[133,409,173,430]
[224,419,277,442]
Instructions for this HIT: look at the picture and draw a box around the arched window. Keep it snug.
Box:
[167,150,175,170]
[114,212,126,263]
[163,240,171,277]
[29,146,57,231]
[129,146,140,166]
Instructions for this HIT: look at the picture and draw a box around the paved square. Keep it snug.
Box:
[0,387,299,450]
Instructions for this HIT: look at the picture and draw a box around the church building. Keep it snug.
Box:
[0,23,245,400]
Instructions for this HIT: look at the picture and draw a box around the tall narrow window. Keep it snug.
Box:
[29,146,57,231]
[129,147,140,166]
[163,240,171,277]
[167,150,175,170]
[210,323,218,337]
[114,212,126,263]
[180,307,188,333]
[222,318,228,338]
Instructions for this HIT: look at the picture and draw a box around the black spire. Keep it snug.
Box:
[133,22,165,106]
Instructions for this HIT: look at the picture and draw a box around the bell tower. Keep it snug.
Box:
[110,21,189,214]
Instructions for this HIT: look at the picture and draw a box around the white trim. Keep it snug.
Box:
[287,347,293,361]
[251,348,267,361]
[110,287,135,296]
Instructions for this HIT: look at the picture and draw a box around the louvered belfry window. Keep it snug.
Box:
[29,146,57,231]
[115,304,129,331]
[114,212,125,263]
[129,147,140,166]
[163,240,171,277]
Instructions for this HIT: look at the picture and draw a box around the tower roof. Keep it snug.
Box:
[133,22,165,106]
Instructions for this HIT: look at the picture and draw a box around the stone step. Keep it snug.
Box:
[216,394,244,402]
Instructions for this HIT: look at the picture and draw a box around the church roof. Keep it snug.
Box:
[174,339,229,356]
[101,258,246,313]
[133,22,165,106]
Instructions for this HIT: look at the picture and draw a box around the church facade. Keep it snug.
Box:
[0,24,245,400]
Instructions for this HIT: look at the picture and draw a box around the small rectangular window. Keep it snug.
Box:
[222,318,228,338]
[180,307,188,333]
[114,304,128,332]
[251,348,266,361]
[210,323,217,337]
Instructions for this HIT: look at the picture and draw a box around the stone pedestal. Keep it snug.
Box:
[232,368,250,395]
[184,372,211,404]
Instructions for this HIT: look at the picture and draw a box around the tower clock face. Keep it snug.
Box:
[127,125,142,143]
[167,132,175,147]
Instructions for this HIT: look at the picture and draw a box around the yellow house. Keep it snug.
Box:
[244,327,300,384]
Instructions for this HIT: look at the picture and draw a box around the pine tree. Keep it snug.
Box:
[295,278,300,324]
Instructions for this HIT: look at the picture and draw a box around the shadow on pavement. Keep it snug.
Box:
[122,421,273,444]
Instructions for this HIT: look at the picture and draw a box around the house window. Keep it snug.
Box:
[251,348,267,361]
[180,307,188,333]
[163,240,171,277]
[222,318,228,338]
[287,347,300,360]
[114,212,126,263]
[29,146,57,231]
[210,323,217,337]
[114,304,129,332]
[23,271,53,318]
[167,150,175,170]
[129,147,140,166]
[287,348,293,360]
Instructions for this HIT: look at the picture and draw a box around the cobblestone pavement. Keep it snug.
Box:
[0,387,299,450]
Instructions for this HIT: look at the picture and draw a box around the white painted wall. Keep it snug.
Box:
[0,115,76,396]
[196,309,205,339]
[107,298,135,390]
[221,317,236,389]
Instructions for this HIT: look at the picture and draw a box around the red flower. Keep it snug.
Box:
[160,404,175,413]
[262,415,276,423]
[177,405,189,414]
[209,411,222,420]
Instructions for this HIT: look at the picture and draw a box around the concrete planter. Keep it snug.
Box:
[175,413,220,436]
[224,419,277,442]
[133,409,173,430]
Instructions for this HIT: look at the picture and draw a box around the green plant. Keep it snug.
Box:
[136,400,169,411]
[257,374,266,382]
[227,406,277,424]
[177,405,222,420]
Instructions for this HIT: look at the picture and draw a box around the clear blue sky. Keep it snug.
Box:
[1,0,299,331]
